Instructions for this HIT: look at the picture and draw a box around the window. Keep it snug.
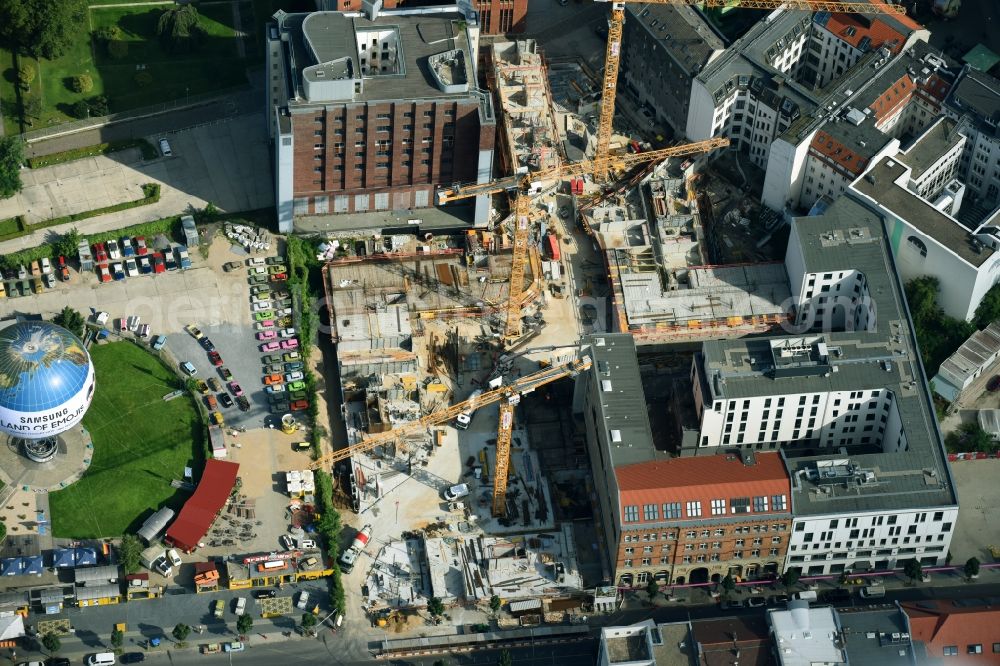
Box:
[968,645,983,655]
[624,547,634,555]
[711,499,726,516]
[736,539,745,547]
[624,506,639,522]
[686,501,702,517]
[700,530,710,538]
[772,495,788,511]
[624,559,633,568]
[753,496,769,512]
[772,537,781,544]
[643,504,659,521]
[686,531,696,539]
[992,643,1000,653]
[663,503,681,519]
[641,558,651,566]
[942,646,957,656]
[731,497,750,514]
[712,541,721,549]
[714,529,725,537]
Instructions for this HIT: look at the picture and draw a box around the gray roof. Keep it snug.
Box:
[702,196,957,516]
[852,157,991,267]
[816,115,893,166]
[895,117,961,181]
[73,564,120,585]
[585,334,665,468]
[280,11,479,104]
[937,321,1000,387]
[838,607,915,665]
[626,3,723,76]
[947,66,1000,134]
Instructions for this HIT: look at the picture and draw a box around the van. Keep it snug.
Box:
[87,652,117,666]
[454,389,482,430]
[792,591,817,602]
[860,585,885,599]
[444,483,470,501]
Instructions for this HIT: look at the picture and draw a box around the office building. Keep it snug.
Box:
[315,0,526,35]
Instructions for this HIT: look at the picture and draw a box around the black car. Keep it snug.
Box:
[200,337,215,352]
[236,396,250,412]
[219,393,234,408]
[121,653,146,664]
[823,588,853,604]
[46,658,71,666]
[252,588,277,599]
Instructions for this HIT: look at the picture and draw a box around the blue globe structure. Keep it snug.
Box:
[0,322,95,460]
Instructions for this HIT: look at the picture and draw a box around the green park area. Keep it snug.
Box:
[49,342,205,539]
[0,2,249,135]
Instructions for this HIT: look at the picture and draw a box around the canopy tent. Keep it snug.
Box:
[165,460,240,552]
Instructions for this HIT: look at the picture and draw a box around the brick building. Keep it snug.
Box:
[613,452,791,587]
[267,9,496,232]
[315,0,527,35]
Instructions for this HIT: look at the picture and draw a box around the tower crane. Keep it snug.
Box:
[309,356,594,516]
[591,0,908,180]
[437,136,729,342]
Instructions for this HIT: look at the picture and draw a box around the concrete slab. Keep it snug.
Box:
[949,459,1000,564]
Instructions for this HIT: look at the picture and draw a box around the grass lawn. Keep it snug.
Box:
[49,342,206,539]
[0,48,22,135]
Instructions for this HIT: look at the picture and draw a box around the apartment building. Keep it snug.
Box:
[802,8,927,88]
[266,9,496,232]
[315,0,526,35]
[763,41,956,213]
[688,196,958,575]
[945,67,1000,210]
[619,3,724,135]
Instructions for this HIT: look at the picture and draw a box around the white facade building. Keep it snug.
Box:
[946,67,1000,210]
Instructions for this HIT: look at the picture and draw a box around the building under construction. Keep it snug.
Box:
[489,40,562,178]
[586,163,792,341]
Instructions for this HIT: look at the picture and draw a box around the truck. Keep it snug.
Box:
[454,389,483,430]
[545,233,561,261]
[140,546,164,570]
[792,591,818,602]
[338,524,373,573]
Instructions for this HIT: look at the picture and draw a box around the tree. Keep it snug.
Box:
[70,74,93,93]
[18,62,35,85]
[23,96,41,119]
[156,5,203,53]
[53,307,85,338]
[903,558,923,585]
[88,95,109,117]
[300,612,317,631]
[117,534,142,574]
[946,422,995,454]
[108,39,128,59]
[721,574,736,597]
[0,136,25,199]
[498,649,513,666]
[974,283,1000,329]
[0,0,88,59]
[41,632,61,654]
[427,596,445,619]
[134,71,153,87]
[172,623,190,642]
[70,100,90,119]
[489,594,502,614]
[236,614,253,636]
[645,579,659,602]
[110,627,123,649]
[52,228,80,259]
[965,557,981,580]
[781,568,800,589]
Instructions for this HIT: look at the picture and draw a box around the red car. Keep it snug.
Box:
[135,236,148,255]
[57,255,70,282]
[290,400,309,411]
[97,265,112,283]
[228,381,244,397]
[208,351,223,367]
[269,272,287,282]
[93,243,109,265]
[152,252,165,273]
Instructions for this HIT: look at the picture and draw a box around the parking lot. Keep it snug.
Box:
[948,459,1000,565]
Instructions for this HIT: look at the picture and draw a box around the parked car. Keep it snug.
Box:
[295,590,310,610]
[152,252,166,273]
[175,246,192,269]
[121,237,135,257]
[299,539,317,549]
[253,301,273,312]
[136,323,150,338]
[290,400,309,411]
[281,338,299,350]
[444,484,469,501]
[265,256,285,265]
[151,335,167,351]
[199,337,215,352]
[247,257,266,267]
[213,599,224,618]
[207,377,221,392]
[57,255,70,281]
[256,320,275,331]
[219,393,234,408]
[251,589,276,599]
[121,653,145,663]
[263,354,283,364]
[236,396,250,412]
[138,255,152,274]
[257,330,278,341]
[180,361,197,376]
[260,341,281,352]
[158,137,172,157]
[106,239,121,260]
[251,285,271,296]
[124,257,139,277]
[223,261,242,272]
[280,328,296,338]
[280,534,294,550]
[270,272,287,282]
[283,351,301,362]
[249,274,267,285]
[219,367,233,381]
[164,252,178,271]
[97,265,112,283]
[211,411,224,426]
[112,263,125,281]
[285,371,304,382]
[270,400,290,413]
[228,381,244,397]
[208,351,223,366]
[205,394,218,410]
[287,380,306,392]
[284,362,303,372]
[195,380,209,395]
[225,642,245,653]
[268,264,287,275]
[746,596,767,608]
[185,324,204,339]
[39,257,51,274]
[93,243,109,264]
[166,548,182,567]
[254,311,275,322]
[266,384,286,394]
[264,373,283,386]
[135,236,148,255]
[154,556,172,577]
[42,272,55,288]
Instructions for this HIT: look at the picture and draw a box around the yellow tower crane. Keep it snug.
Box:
[436,136,729,343]
[309,356,593,516]
[591,0,908,180]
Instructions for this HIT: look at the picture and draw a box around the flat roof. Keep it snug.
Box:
[895,117,961,181]
[937,321,1000,386]
[702,196,957,516]
[838,607,915,665]
[769,603,844,666]
[852,157,991,267]
[626,3,723,76]
[294,201,478,235]
[947,67,1000,133]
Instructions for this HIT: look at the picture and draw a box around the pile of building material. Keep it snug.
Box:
[285,470,316,497]
[224,223,271,252]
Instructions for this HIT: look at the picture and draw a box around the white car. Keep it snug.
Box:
[285,371,304,382]
[296,590,310,610]
[235,597,247,616]
[252,293,270,304]
[124,257,139,277]
[299,539,317,549]
[276,307,292,317]
[280,328,296,338]
[158,137,172,157]
[250,266,267,275]
[246,257,266,267]
[153,556,172,577]
[166,548,182,567]
[40,257,52,274]
[253,301,272,312]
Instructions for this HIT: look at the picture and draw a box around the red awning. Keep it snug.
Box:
[165,460,239,552]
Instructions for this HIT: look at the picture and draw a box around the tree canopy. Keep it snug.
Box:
[53,307,85,338]
[0,0,87,59]
[904,277,974,376]
[117,534,142,574]
[0,136,25,199]
[156,5,203,53]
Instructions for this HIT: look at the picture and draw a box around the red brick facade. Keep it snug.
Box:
[326,0,527,34]
[290,99,494,215]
